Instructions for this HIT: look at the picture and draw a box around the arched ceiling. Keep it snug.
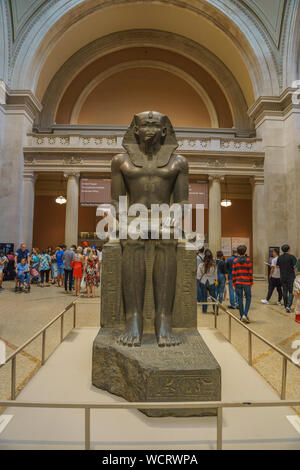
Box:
[2,0,298,112]
[34,2,255,105]
[55,46,233,128]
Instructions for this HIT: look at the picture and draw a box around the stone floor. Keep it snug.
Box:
[0,280,299,415]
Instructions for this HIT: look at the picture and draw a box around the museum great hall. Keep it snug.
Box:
[0,0,300,278]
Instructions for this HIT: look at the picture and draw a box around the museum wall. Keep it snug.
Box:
[78,67,211,127]
[55,47,233,127]
[33,195,96,249]
[33,195,252,255]
[221,199,253,257]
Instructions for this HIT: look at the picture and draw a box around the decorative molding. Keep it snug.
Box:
[38,29,249,130]
[0,84,42,120]
[248,87,300,125]
[70,60,219,127]
[25,133,263,154]
[24,131,264,178]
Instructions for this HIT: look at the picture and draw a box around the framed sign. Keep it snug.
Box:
[231,237,250,255]
[189,181,208,208]
[80,179,111,206]
[221,238,232,257]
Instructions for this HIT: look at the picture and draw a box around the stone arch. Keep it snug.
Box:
[8,0,279,102]
[69,61,219,127]
[38,30,249,130]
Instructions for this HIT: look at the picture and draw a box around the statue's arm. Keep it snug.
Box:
[111,153,127,219]
[173,155,189,207]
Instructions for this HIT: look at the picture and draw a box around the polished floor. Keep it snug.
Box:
[0,279,299,417]
[0,327,299,450]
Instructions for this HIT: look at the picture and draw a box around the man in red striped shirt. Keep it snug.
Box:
[232,245,253,323]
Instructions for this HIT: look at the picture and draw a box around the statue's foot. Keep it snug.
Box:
[156,316,181,347]
[117,316,142,347]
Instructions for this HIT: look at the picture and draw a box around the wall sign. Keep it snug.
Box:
[189,181,208,208]
[80,179,111,206]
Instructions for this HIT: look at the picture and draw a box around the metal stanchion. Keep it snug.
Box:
[60,314,64,343]
[42,330,46,365]
[11,356,16,400]
[73,302,76,328]
[228,315,232,343]
[85,407,91,450]
[248,331,252,366]
[217,407,223,450]
[281,357,287,400]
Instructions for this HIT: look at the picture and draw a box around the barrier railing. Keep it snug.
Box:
[0,297,300,450]
[0,299,79,400]
[210,299,300,399]
[1,398,300,450]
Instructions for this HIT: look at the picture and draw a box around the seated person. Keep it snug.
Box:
[16,258,30,291]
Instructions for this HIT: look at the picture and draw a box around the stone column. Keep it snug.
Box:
[0,86,41,248]
[64,172,79,247]
[251,176,266,279]
[22,172,36,250]
[208,175,222,255]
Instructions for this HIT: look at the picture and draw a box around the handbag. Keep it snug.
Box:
[81,277,86,289]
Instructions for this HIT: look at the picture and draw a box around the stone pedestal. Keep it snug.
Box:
[92,328,221,417]
[93,240,221,417]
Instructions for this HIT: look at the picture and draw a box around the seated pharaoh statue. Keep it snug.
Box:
[110,111,189,347]
[92,111,221,417]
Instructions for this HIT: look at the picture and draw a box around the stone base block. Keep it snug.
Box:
[92,328,221,417]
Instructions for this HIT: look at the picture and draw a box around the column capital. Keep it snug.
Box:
[23,171,37,182]
[64,171,80,179]
[251,175,264,186]
[208,174,225,183]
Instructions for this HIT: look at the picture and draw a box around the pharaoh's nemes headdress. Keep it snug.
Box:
[122,111,178,167]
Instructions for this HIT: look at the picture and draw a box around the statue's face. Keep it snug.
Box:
[134,114,167,147]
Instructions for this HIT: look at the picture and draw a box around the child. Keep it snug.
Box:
[293,275,300,324]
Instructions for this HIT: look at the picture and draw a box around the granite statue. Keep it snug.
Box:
[111,111,189,347]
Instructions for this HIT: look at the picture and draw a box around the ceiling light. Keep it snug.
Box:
[55,196,67,205]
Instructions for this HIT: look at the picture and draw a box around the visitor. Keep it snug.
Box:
[51,249,58,285]
[232,245,253,323]
[261,248,282,305]
[55,245,65,288]
[293,274,300,324]
[216,251,227,304]
[83,241,89,255]
[197,247,205,303]
[0,251,8,291]
[30,248,41,284]
[85,252,98,298]
[197,249,217,314]
[96,246,103,286]
[276,244,297,313]
[15,243,30,267]
[72,246,84,296]
[226,248,238,309]
[15,258,30,292]
[63,245,74,293]
[39,249,52,287]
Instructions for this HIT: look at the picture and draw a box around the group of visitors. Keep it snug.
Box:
[261,244,300,319]
[1,242,102,298]
[197,244,253,323]
[197,242,300,324]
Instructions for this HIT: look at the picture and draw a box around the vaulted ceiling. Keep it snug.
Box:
[8,0,287,49]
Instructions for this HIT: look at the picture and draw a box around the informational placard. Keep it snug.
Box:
[231,237,250,255]
[189,181,208,208]
[80,179,111,206]
[221,237,232,257]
